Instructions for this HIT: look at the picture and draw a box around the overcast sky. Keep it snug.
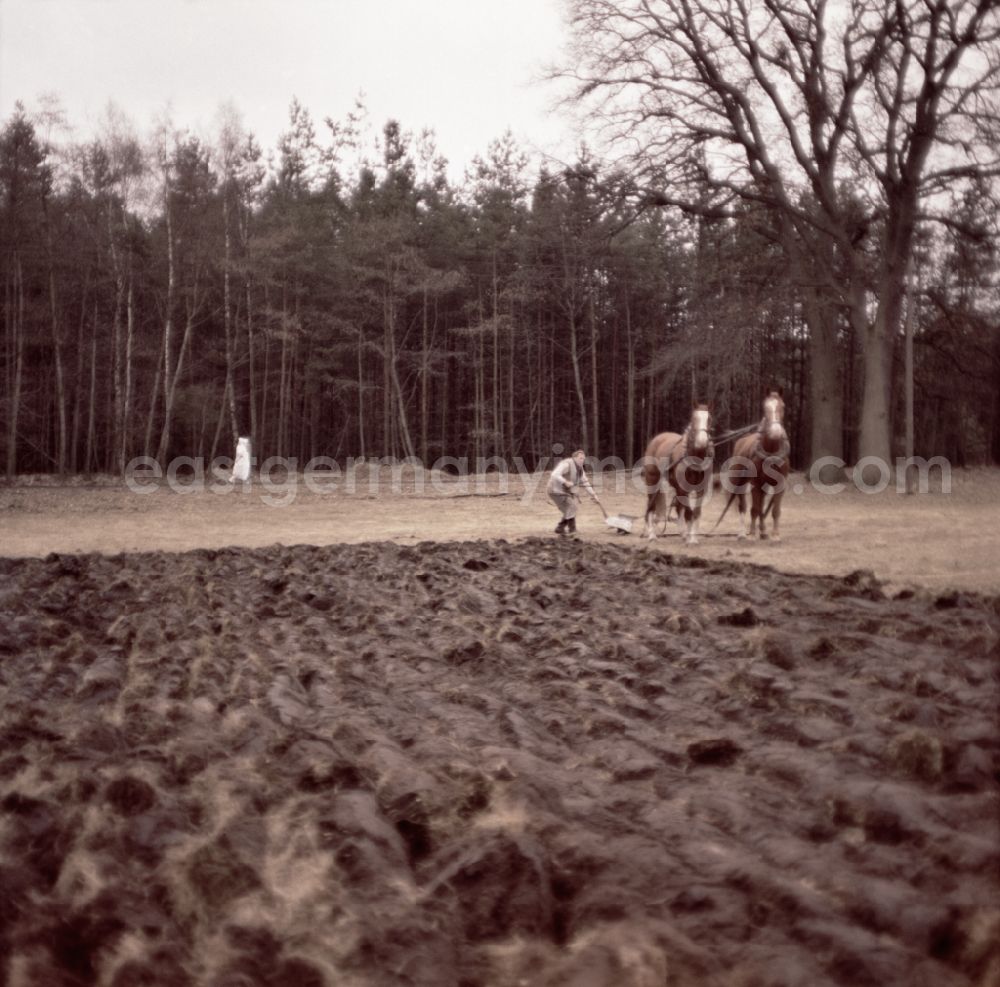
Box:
[0,0,580,179]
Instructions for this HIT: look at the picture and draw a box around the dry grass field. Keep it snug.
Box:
[2,465,999,594]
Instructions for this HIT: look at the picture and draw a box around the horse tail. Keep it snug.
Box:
[711,490,737,532]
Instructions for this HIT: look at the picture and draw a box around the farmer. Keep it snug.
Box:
[548,449,598,536]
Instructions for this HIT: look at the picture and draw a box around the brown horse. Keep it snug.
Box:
[724,390,790,541]
[641,403,714,544]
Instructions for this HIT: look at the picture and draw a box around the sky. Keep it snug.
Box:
[0,0,581,180]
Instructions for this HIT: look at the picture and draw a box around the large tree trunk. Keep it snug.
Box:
[850,237,897,469]
[804,294,843,465]
[859,240,910,467]
[858,314,894,467]
[780,222,845,467]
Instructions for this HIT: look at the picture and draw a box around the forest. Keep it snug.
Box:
[2,1,999,478]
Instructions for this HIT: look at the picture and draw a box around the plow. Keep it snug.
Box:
[595,498,639,535]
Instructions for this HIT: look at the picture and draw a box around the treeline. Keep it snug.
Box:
[1,99,997,477]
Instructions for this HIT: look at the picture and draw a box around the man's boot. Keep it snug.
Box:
[555,518,567,535]
[567,517,577,535]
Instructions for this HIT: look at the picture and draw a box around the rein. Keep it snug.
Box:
[712,423,757,448]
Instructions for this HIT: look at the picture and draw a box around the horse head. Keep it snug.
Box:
[686,402,713,460]
[762,390,784,424]
[759,391,787,456]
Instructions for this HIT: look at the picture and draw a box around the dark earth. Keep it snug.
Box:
[0,539,997,986]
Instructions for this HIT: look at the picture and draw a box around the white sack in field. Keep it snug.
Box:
[231,437,252,482]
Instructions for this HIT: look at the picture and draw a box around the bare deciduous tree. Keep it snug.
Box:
[562,0,1000,464]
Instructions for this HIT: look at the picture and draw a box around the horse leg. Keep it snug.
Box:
[770,491,782,542]
[735,491,749,540]
[750,484,763,538]
[644,490,662,540]
[673,498,689,543]
[687,495,702,545]
[758,488,770,540]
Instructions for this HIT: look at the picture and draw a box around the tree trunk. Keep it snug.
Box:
[383,279,394,457]
[5,257,25,479]
[804,293,843,465]
[782,223,844,467]
[85,304,98,474]
[208,376,231,464]
[474,329,483,465]
[109,212,125,471]
[991,324,1000,466]
[589,288,599,455]
[390,356,416,461]
[547,326,555,450]
[157,282,198,464]
[222,194,240,445]
[260,289,270,460]
[48,264,68,475]
[625,296,635,466]
[438,347,448,460]
[492,254,502,457]
[143,338,163,461]
[860,256,906,466]
[246,277,258,444]
[70,280,88,473]
[569,311,589,449]
[357,329,367,459]
[44,212,68,475]
[277,283,289,459]
[858,316,893,467]
[508,304,516,461]
[156,175,177,465]
[120,275,135,471]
